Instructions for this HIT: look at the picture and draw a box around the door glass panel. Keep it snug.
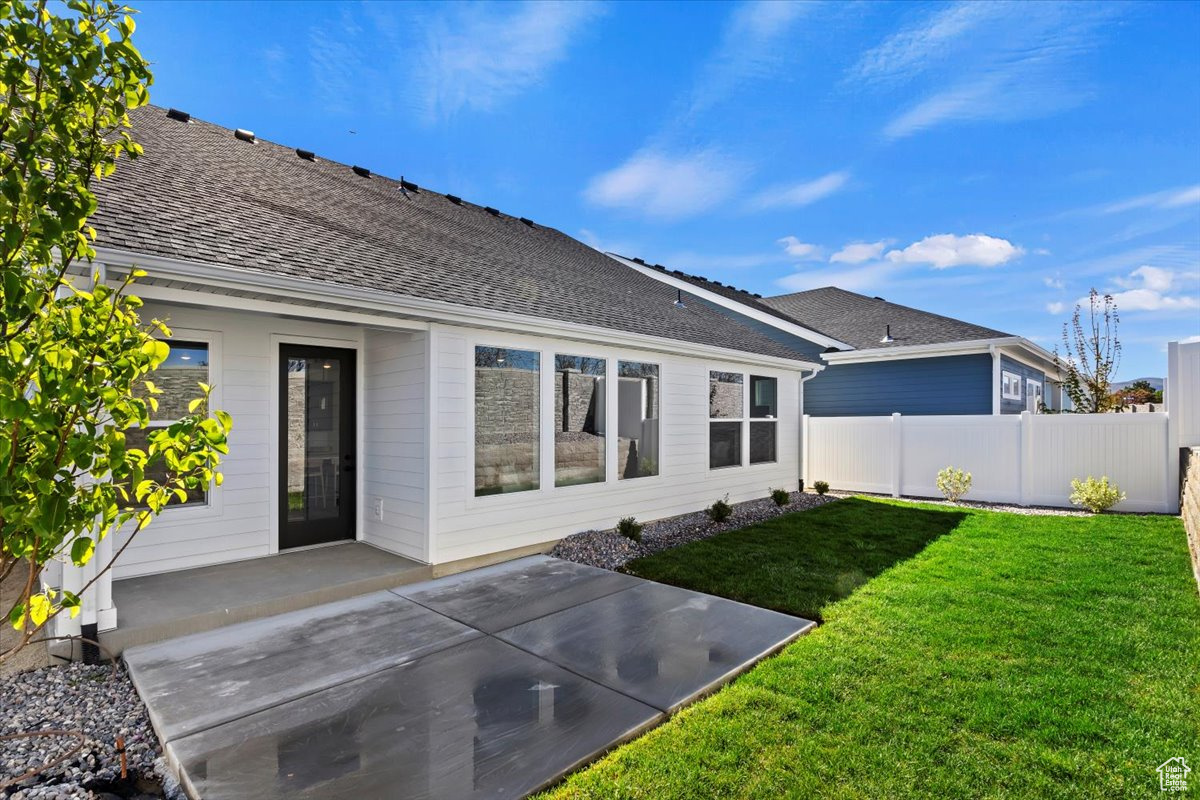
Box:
[286,356,342,522]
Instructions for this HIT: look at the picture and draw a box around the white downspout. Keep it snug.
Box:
[989,345,1001,415]
[799,365,824,488]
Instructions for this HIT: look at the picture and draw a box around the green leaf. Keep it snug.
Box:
[70,536,95,566]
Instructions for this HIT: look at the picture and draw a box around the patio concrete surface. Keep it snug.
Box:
[124,555,815,799]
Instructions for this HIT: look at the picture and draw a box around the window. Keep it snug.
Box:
[474,346,540,496]
[709,371,743,468]
[749,375,777,465]
[1002,371,1022,400]
[127,340,211,507]
[555,354,607,487]
[1026,379,1043,413]
[618,361,659,479]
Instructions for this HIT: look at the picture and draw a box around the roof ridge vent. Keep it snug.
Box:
[166,108,190,123]
[483,206,500,216]
[400,178,420,192]
[234,128,255,143]
[296,148,316,161]
[352,165,371,178]
[519,217,534,227]
[632,257,645,265]
[445,194,462,205]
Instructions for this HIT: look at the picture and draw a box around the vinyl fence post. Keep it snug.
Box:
[891,412,902,498]
[1165,341,1181,513]
[1019,410,1033,506]
[801,413,810,489]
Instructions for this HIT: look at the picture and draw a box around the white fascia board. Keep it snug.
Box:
[608,253,854,352]
[997,342,1064,379]
[821,338,1012,364]
[95,246,821,372]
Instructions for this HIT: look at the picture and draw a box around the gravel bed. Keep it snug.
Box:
[551,491,838,570]
[2,660,182,800]
[828,491,1096,517]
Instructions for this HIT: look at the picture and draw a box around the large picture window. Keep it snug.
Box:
[618,361,659,479]
[555,354,607,487]
[474,346,540,496]
[709,371,743,468]
[128,340,211,507]
[749,375,777,465]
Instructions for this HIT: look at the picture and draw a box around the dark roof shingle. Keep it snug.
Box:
[89,106,814,363]
[761,287,1011,350]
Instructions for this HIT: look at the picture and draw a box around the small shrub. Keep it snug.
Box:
[813,481,829,496]
[616,516,643,542]
[936,466,973,503]
[1069,476,1125,513]
[707,495,733,523]
[770,488,791,507]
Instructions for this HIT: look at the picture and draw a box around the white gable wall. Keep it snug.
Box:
[430,323,803,564]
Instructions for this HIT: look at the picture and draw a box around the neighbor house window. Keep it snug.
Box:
[475,346,540,496]
[749,375,777,465]
[127,341,211,507]
[1002,371,1022,400]
[618,361,659,479]
[555,354,607,487]
[1026,379,1043,413]
[709,371,743,468]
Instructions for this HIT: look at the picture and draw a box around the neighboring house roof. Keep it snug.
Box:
[89,106,815,364]
[761,287,1011,351]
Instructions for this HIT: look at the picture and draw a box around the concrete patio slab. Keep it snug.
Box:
[105,542,430,653]
[497,580,815,712]
[166,636,662,800]
[392,555,641,633]
[127,556,814,799]
[124,591,479,740]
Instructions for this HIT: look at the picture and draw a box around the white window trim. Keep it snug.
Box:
[1002,370,1022,400]
[142,328,224,521]
[616,359,662,482]
[748,374,779,466]
[708,369,746,470]
[465,332,668,509]
[1026,378,1043,413]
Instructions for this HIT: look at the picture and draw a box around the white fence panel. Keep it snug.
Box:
[806,411,1172,513]
[806,415,893,494]
[1026,413,1168,512]
[899,415,1021,502]
[1170,340,1200,448]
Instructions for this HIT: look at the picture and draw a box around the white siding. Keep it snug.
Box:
[362,329,427,560]
[431,324,804,564]
[111,304,422,578]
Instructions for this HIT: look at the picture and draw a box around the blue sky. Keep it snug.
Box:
[132,0,1199,379]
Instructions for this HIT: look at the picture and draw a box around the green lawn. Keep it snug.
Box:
[545,498,1200,799]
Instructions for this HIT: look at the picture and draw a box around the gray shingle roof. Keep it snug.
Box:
[761,287,1012,351]
[89,106,815,363]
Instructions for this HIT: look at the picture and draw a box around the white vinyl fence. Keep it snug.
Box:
[804,411,1174,513]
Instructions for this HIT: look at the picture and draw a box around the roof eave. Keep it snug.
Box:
[93,246,823,372]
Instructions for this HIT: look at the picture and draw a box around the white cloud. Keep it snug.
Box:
[749,171,849,210]
[1034,248,1052,256]
[686,1,809,116]
[416,1,603,121]
[1099,184,1200,214]
[885,233,1023,269]
[858,2,1116,139]
[1043,276,1065,289]
[1046,301,1065,314]
[777,236,822,260]
[1181,335,1200,345]
[1088,265,1200,313]
[584,149,749,219]
[831,240,889,264]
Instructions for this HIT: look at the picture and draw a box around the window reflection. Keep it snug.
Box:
[475,346,540,496]
[555,355,607,487]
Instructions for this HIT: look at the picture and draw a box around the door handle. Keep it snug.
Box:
[343,453,355,473]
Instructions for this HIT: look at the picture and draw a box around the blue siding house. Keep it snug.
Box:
[612,256,1065,417]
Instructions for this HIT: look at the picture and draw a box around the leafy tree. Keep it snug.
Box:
[1054,289,1122,413]
[1,0,231,663]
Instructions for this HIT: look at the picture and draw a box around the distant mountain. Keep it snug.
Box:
[1112,377,1164,391]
